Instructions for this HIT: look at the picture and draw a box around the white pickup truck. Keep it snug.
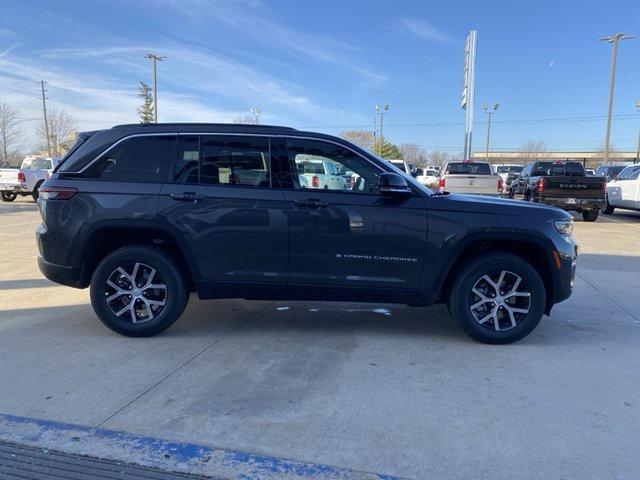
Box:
[0,156,60,202]
[295,158,347,190]
[603,164,640,215]
[437,160,503,195]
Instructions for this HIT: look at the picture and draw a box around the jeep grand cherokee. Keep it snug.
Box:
[36,123,578,344]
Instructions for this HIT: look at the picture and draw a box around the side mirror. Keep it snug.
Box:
[378,172,412,195]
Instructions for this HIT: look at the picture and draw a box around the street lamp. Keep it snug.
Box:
[374,104,390,157]
[599,33,633,164]
[482,103,499,161]
[249,106,261,125]
[635,99,640,164]
[144,52,166,123]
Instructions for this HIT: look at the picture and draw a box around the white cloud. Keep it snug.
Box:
[396,17,455,46]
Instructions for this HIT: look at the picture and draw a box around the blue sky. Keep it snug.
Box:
[1,0,639,154]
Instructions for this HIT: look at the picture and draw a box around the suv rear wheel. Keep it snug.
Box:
[448,253,546,344]
[90,245,188,337]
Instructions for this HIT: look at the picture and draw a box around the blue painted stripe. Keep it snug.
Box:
[0,413,405,480]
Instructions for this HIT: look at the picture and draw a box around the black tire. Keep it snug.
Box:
[90,245,188,337]
[582,209,599,222]
[32,181,44,201]
[448,253,546,344]
[1,191,16,202]
[602,196,615,215]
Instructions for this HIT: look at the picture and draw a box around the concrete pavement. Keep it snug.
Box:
[0,198,639,479]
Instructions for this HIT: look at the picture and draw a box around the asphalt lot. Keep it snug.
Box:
[1,198,639,479]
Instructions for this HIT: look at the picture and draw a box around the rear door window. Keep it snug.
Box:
[445,162,492,175]
[172,135,270,187]
[84,135,177,182]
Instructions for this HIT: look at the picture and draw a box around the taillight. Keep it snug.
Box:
[535,178,545,193]
[437,177,446,191]
[311,175,319,188]
[38,186,78,200]
[601,178,606,193]
[17,172,26,183]
[498,178,504,192]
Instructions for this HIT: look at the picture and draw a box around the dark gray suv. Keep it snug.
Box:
[37,123,578,344]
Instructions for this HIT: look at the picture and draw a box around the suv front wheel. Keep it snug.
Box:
[90,245,188,337]
[448,253,546,344]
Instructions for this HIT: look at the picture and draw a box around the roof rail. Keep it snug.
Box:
[111,123,297,130]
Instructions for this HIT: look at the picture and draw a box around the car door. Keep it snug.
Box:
[276,137,428,298]
[620,166,640,208]
[158,134,288,296]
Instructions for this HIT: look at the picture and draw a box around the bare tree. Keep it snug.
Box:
[232,115,256,125]
[339,130,375,152]
[0,102,23,167]
[35,108,77,157]
[399,143,427,167]
[519,140,549,161]
[427,150,451,167]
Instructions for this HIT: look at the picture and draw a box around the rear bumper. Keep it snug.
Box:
[534,196,604,211]
[37,256,84,288]
[0,183,27,193]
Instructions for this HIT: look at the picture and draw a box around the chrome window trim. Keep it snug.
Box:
[74,131,390,177]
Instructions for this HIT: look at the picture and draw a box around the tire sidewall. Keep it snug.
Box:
[449,253,546,344]
[90,246,187,337]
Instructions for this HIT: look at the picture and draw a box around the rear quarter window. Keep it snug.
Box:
[84,135,177,182]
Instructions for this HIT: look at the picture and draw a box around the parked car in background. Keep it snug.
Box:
[295,157,347,190]
[494,164,523,193]
[594,163,632,182]
[0,156,60,202]
[413,167,438,188]
[387,159,412,175]
[37,123,577,344]
[509,161,605,221]
[602,164,640,214]
[437,160,503,195]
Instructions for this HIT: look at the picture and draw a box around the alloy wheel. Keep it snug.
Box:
[469,270,531,331]
[104,262,167,323]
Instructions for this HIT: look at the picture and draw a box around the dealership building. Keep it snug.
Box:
[471,151,639,169]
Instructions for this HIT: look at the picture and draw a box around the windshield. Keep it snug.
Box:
[445,162,492,175]
[21,158,52,170]
[496,165,523,174]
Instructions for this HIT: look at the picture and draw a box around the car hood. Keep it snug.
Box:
[433,192,571,219]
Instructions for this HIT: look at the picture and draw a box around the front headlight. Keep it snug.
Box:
[554,219,574,236]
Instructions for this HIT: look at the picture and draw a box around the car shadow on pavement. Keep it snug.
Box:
[0,278,58,290]
[0,203,38,214]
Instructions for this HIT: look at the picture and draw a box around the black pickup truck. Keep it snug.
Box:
[508,161,605,221]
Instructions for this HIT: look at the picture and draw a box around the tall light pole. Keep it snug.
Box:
[599,33,633,164]
[635,99,640,164]
[144,52,166,123]
[249,106,261,124]
[39,80,52,157]
[482,103,499,160]
[374,104,390,157]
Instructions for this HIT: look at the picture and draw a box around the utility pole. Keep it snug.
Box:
[249,106,262,124]
[462,30,477,160]
[482,103,499,160]
[40,80,52,157]
[374,104,389,157]
[635,99,640,164]
[144,52,166,123]
[599,33,633,164]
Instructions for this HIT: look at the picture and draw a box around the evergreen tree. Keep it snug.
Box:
[373,137,403,159]
[137,82,154,124]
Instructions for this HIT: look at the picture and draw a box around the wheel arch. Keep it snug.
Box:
[76,223,198,291]
[436,233,556,314]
